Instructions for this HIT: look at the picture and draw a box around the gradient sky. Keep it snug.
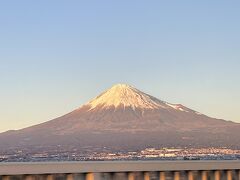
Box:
[0,1,240,132]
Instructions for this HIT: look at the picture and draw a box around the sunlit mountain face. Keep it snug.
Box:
[0,84,239,151]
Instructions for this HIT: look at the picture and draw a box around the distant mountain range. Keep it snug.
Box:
[0,84,239,152]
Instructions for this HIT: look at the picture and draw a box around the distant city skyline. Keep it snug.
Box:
[0,1,240,132]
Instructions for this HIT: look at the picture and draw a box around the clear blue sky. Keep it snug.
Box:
[0,1,240,132]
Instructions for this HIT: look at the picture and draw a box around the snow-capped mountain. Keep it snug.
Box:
[0,84,239,151]
[87,84,193,112]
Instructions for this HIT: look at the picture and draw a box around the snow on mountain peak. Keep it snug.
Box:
[84,84,196,114]
[87,83,165,110]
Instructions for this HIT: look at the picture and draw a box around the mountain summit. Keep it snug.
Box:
[87,83,164,110]
[87,83,193,113]
[0,84,239,151]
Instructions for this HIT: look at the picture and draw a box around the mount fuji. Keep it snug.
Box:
[0,84,240,151]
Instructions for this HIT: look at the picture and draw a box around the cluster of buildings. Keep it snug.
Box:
[1,147,240,162]
[84,148,240,161]
[138,148,240,160]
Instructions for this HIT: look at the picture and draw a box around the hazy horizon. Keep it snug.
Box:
[0,1,240,132]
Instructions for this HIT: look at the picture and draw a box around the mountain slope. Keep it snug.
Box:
[0,84,239,151]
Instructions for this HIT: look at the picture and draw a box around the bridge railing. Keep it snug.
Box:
[0,160,240,180]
